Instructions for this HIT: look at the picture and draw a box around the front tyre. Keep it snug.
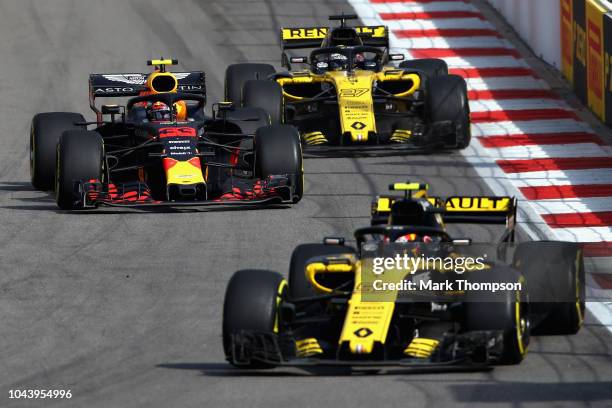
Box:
[31,112,85,191]
[463,266,529,365]
[222,269,287,368]
[426,75,471,149]
[55,130,104,210]
[255,125,303,203]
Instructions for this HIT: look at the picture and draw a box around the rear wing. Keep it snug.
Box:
[373,195,517,225]
[280,25,389,50]
[88,71,205,120]
[89,71,206,98]
[372,194,517,242]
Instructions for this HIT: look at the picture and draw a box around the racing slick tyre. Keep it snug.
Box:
[288,244,356,299]
[400,59,449,84]
[222,269,287,369]
[426,75,471,149]
[30,112,85,191]
[224,63,276,106]
[513,242,585,335]
[55,130,104,210]
[463,266,529,365]
[254,125,303,203]
[243,80,283,124]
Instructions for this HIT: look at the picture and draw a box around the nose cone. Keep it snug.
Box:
[330,70,377,142]
[163,157,205,185]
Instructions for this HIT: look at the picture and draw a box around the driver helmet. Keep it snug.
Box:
[147,101,172,122]
[329,53,348,70]
[395,234,435,243]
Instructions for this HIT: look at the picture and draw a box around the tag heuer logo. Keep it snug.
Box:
[354,327,373,338]
[351,121,366,130]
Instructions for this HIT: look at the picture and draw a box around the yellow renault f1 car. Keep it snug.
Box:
[223,15,470,154]
[222,183,584,369]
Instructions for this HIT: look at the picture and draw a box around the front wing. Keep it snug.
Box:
[227,330,505,370]
[74,180,295,209]
[301,120,458,157]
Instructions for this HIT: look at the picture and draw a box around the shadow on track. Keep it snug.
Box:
[447,381,612,403]
[156,362,492,377]
[0,181,35,192]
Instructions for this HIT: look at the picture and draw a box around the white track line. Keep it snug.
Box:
[444,56,529,68]
[465,76,549,90]
[472,119,589,137]
[392,37,507,49]
[481,143,608,159]
[469,99,569,112]
[553,227,612,243]
[369,2,478,13]
[529,198,612,215]
[507,169,612,186]
[382,19,494,30]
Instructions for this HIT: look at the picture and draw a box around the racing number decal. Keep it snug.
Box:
[339,88,369,97]
[159,127,196,138]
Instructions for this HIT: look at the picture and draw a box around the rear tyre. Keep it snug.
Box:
[222,269,287,368]
[400,59,449,84]
[30,112,85,191]
[55,130,104,210]
[513,242,585,335]
[463,266,529,365]
[254,125,303,203]
[243,80,283,124]
[426,75,471,149]
[289,244,356,299]
[224,63,276,105]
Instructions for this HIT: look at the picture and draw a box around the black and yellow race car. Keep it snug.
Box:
[223,15,470,154]
[30,59,303,210]
[222,183,585,369]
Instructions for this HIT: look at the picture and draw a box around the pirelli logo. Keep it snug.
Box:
[561,0,574,81]
[586,0,606,118]
[563,0,611,127]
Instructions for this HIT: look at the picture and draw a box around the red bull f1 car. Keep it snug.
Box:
[30,59,303,210]
[223,15,471,154]
[222,183,585,370]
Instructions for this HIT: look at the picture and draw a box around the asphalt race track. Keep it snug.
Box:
[0,1,611,407]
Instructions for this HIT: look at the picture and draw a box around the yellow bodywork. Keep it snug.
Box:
[276,68,420,143]
[302,244,490,356]
[164,159,205,185]
[305,259,397,355]
[339,261,396,355]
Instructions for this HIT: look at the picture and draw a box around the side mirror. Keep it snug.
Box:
[323,237,345,245]
[217,101,234,111]
[290,56,308,64]
[213,102,234,120]
[389,54,405,61]
[102,104,122,115]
